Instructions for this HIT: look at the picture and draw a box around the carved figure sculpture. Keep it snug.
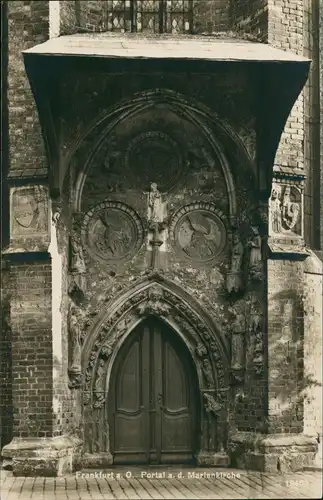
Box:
[97,210,131,257]
[282,186,300,231]
[70,237,86,274]
[68,306,82,388]
[227,231,244,293]
[230,312,245,384]
[203,393,222,417]
[148,183,164,223]
[202,359,215,389]
[270,185,282,233]
[179,214,220,260]
[249,227,262,267]
[12,186,47,235]
[196,343,207,357]
[52,207,62,226]
[94,358,106,408]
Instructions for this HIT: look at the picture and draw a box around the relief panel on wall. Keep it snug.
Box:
[9,185,49,251]
[169,203,227,266]
[81,200,145,264]
[269,181,303,239]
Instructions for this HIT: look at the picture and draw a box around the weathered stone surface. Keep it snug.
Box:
[229,432,318,472]
[196,451,230,467]
[2,436,82,477]
[1,0,322,477]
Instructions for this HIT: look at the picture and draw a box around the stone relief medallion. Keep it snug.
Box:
[169,203,227,265]
[82,201,144,264]
[124,131,183,191]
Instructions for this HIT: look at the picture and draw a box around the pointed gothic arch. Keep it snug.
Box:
[82,277,230,463]
[62,88,258,219]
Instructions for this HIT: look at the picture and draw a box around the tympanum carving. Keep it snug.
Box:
[170,203,227,265]
[82,201,144,264]
[124,131,183,191]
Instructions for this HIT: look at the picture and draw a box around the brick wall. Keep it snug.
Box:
[7,0,49,178]
[303,256,322,442]
[0,263,12,449]
[1,0,9,247]
[267,260,304,434]
[59,0,78,35]
[268,0,304,173]
[10,259,53,438]
[193,0,230,33]
[303,0,321,249]
[230,0,268,41]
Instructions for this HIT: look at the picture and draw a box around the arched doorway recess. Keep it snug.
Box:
[82,279,230,466]
[109,316,199,465]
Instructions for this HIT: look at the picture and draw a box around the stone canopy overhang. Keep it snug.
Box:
[22,34,311,198]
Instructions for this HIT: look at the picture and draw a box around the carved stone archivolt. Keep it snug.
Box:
[82,200,144,264]
[83,283,228,405]
[169,203,227,265]
[82,280,229,457]
[269,181,302,238]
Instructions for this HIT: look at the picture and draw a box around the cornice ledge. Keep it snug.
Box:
[268,240,310,261]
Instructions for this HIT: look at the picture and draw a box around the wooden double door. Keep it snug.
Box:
[109,318,199,464]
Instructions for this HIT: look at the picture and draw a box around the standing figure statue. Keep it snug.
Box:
[68,306,82,388]
[202,359,215,389]
[227,231,244,293]
[148,183,164,223]
[70,237,86,274]
[94,358,106,408]
[249,227,262,267]
[270,185,282,234]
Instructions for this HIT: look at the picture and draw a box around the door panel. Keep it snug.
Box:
[110,317,198,464]
[160,328,195,462]
[112,330,148,462]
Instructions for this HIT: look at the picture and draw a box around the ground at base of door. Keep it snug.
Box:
[1,467,322,499]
